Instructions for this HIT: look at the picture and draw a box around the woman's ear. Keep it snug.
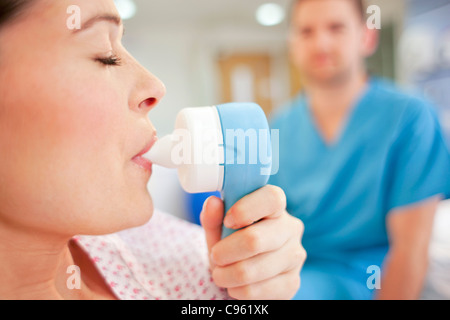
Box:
[361,26,380,58]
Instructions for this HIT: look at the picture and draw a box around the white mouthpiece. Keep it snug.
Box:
[144,106,225,194]
[144,135,179,169]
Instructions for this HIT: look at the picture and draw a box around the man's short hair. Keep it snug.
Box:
[291,0,366,22]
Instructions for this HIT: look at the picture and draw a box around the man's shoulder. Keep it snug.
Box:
[370,77,432,113]
[369,78,444,140]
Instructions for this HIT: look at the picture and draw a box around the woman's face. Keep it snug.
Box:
[0,0,165,236]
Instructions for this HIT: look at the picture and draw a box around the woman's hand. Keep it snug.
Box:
[200,185,306,300]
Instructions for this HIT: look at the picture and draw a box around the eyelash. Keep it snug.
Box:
[96,54,122,66]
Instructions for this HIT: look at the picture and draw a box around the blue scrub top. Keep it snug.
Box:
[269,78,450,299]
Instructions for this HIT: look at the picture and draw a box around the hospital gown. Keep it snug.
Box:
[75,210,229,300]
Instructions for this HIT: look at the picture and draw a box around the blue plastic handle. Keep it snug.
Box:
[215,103,272,238]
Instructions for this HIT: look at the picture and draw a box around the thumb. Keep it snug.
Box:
[200,196,224,267]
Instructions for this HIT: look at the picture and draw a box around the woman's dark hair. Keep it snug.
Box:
[0,0,31,28]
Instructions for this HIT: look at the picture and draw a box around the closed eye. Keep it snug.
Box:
[96,54,122,66]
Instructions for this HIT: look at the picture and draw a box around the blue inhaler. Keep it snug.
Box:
[145,103,272,238]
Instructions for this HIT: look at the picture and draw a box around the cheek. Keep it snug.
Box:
[0,57,131,231]
[339,32,364,60]
[41,75,130,194]
[9,68,126,170]
[65,86,127,157]
[289,41,307,66]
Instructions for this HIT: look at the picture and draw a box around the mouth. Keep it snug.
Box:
[312,54,335,67]
[132,136,158,172]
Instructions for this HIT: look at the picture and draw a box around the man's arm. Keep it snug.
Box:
[376,195,441,300]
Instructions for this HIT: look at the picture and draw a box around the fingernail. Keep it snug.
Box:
[210,253,216,266]
[224,215,235,229]
[202,197,210,212]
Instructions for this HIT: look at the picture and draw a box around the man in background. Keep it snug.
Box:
[269,0,450,299]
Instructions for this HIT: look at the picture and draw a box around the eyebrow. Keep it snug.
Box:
[73,14,124,34]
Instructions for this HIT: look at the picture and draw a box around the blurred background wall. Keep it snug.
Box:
[116,0,449,221]
[398,0,450,145]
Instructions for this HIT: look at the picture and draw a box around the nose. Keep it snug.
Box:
[129,60,166,115]
[312,30,332,52]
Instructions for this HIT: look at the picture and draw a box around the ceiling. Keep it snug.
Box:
[125,0,406,28]
[128,0,292,28]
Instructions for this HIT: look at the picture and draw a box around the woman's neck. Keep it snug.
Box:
[0,222,95,300]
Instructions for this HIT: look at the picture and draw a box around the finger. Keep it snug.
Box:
[212,238,305,288]
[223,185,286,230]
[228,269,301,300]
[199,196,225,265]
[211,212,296,266]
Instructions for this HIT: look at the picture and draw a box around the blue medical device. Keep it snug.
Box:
[145,103,272,238]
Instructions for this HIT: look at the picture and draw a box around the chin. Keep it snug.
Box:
[124,198,155,230]
[88,198,155,236]
[308,70,348,86]
[120,183,155,227]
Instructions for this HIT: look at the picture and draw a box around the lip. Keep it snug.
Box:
[132,136,158,172]
[134,137,158,158]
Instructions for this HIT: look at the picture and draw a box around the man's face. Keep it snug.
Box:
[289,0,369,86]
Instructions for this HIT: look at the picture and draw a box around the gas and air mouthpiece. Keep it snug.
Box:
[145,103,273,238]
